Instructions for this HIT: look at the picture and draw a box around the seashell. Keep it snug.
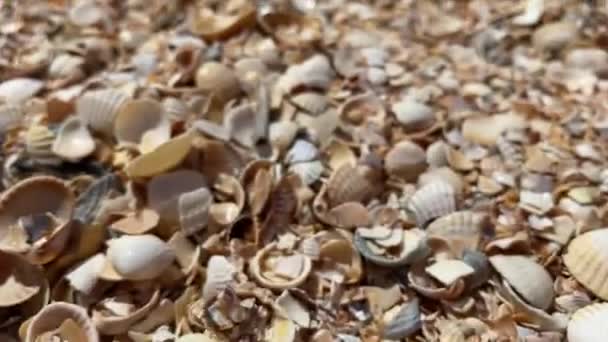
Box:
[147,170,207,224]
[299,237,320,260]
[258,10,322,48]
[267,318,297,342]
[64,253,105,295]
[426,211,488,257]
[563,229,608,300]
[162,97,191,122]
[250,242,312,290]
[192,119,231,142]
[25,123,60,166]
[49,54,85,79]
[338,92,385,126]
[426,140,448,168]
[68,1,106,27]
[269,121,299,153]
[418,167,465,195]
[125,132,193,178]
[0,176,74,264]
[567,303,608,342]
[555,292,592,314]
[425,259,475,286]
[77,89,129,136]
[167,231,201,276]
[0,250,45,307]
[26,302,99,342]
[519,191,554,215]
[512,0,543,26]
[326,163,383,207]
[195,62,241,103]
[106,234,175,281]
[489,255,554,310]
[384,140,427,181]
[276,54,334,96]
[0,103,22,134]
[202,255,235,302]
[446,147,474,171]
[323,202,371,229]
[382,298,421,340]
[566,48,608,73]
[52,116,96,162]
[532,20,578,52]
[408,265,465,300]
[275,290,310,327]
[0,78,44,104]
[93,289,160,335]
[289,160,324,185]
[290,92,327,114]
[392,98,435,132]
[178,187,213,235]
[234,57,267,92]
[297,109,339,147]
[73,173,120,225]
[109,209,159,235]
[114,99,171,153]
[462,113,527,146]
[354,228,429,267]
[285,139,319,164]
[407,181,457,227]
[462,249,491,290]
[189,3,256,41]
[224,103,262,148]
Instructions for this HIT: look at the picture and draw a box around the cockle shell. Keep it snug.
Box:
[26,302,99,342]
[25,123,60,166]
[426,211,489,257]
[77,89,129,136]
[0,250,45,307]
[563,229,608,300]
[195,62,241,103]
[426,140,448,168]
[113,99,170,153]
[407,181,457,227]
[106,234,175,281]
[489,255,554,310]
[568,303,608,342]
[418,167,465,195]
[0,78,44,104]
[125,132,193,178]
[52,116,96,162]
[326,163,383,207]
[384,140,427,181]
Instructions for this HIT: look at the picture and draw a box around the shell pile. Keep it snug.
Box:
[2,0,608,341]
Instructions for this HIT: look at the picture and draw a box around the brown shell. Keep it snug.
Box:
[326,163,383,207]
[384,140,427,181]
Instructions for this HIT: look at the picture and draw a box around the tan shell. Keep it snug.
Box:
[195,62,241,103]
[52,116,96,162]
[64,253,105,295]
[326,163,383,207]
[224,103,262,148]
[532,20,578,52]
[114,99,171,153]
[147,170,207,224]
[384,140,427,181]
[568,303,608,342]
[0,78,44,104]
[338,92,386,126]
[249,242,312,290]
[426,211,488,257]
[178,187,213,235]
[167,231,201,275]
[92,289,160,335]
[417,167,465,195]
[77,89,129,136]
[269,121,299,153]
[26,302,99,342]
[68,1,106,26]
[354,228,429,267]
[317,230,363,284]
[407,181,457,227]
[392,98,435,132]
[0,176,74,264]
[0,250,45,307]
[489,255,554,310]
[461,113,527,146]
[49,54,85,79]
[25,123,60,165]
[109,209,159,235]
[125,132,193,179]
[189,3,256,41]
[106,234,175,280]
[564,229,608,300]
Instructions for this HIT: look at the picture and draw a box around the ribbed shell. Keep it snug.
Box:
[326,164,382,207]
[568,303,608,342]
[384,141,427,181]
[25,124,59,165]
[407,181,457,227]
[426,211,487,254]
[76,89,128,136]
[564,229,608,300]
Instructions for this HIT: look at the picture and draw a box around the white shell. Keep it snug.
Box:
[25,123,60,165]
[52,116,96,162]
[49,54,85,79]
[106,234,175,280]
[392,99,435,132]
[568,303,608,342]
[77,89,129,136]
[0,78,43,104]
[512,0,544,26]
[0,104,22,134]
[289,160,324,185]
[407,181,457,227]
[566,48,608,73]
[114,99,170,153]
[162,97,190,122]
[426,211,487,255]
[426,140,448,168]
[285,139,319,164]
[563,229,608,300]
[425,260,475,286]
[489,255,554,310]
[276,54,334,95]
[202,255,235,302]
[65,253,105,295]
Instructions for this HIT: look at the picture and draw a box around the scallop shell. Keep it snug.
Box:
[178,187,213,235]
[326,163,383,207]
[64,253,105,295]
[383,299,422,340]
[384,140,427,181]
[114,99,171,153]
[25,123,60,166]
[202,255,235,302]
[407,181,457,227]
[125,132,193,179]
[0,250,45,307]
[250,243,312,290]
[26,302,99,342]
[49,54,85,79]
[563,229,608,300]
[392,98,435,132]
[568,303,608,342]
[77,89,129,136]
[0,78,44,104]
[426,211,488,257]
[489,255,554,310]
[52,116,96,162]
[195,62,241,103]
[106,234,175,281]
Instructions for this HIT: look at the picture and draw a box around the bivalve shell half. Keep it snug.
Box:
[106,234,175,281]
[25,123,60,166]
[382,299,422,340]
[564,229,608,300]
[178,187,213,235]
[114,99,171,153]
[426,211,489,257]
[354,228,429,267]
[77,89,129,136]
[407,181,457,227]
[195,62,241,104]
[0,104,23,134]
[489,255,554,310]
[52,116,96,162]
[532,20,578,52]
[0,250,45,307]
[392,98,435,132]
[326,163,383,207]
[384,140,427,181]
[125,132,193,179]
[568,303,608,342]
[25,302,99,342]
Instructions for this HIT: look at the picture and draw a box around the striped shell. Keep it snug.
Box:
[384,141,427,181]
[76,89,128,136]
[407,181,457,227]
[25,123,60,165]
[326,163,382,207]
[564,229,608,300]
[426,211,488,256]
[202,256,235,302]
[178,187,213,236]
[568,303,608,342]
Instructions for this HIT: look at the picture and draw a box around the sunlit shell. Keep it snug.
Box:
[77,89,129,136]
[0,250,44,307]
[26,302,99,342]
[68,1,106,26]
[48,54,85,79]
[299,237,321,260]
[250,242,312,290]
[426,211,488,257]
[276,54,333,96]
[297,109,340,147]
[426,140,448,168]
[195,62,241,103]
[354,228,429,267]
[167,231,200,275]
[384,140,427,181]
[234,57,267,92]
[106,234,175,280]
[461,113,527,146]
[326,164,383,207]
[418,167,465,195]
[162,97,191,122]
[564,229,608,300]
[178,187,213,235]
[269,121,299,153]
[52,116,96,162]
[289,160,324,185]
[125,132,193,178]
[446,147,474,171]
[258,10,322,48]
[285,139,319,164]
[147,170,207,225]
[0,78,44,104]
[202,255,235,302]
[114,99,170,153]
[568,303,608,342]
[189,3,256,41]
[532,20,578,52]
[267,318,297,342]
[408,265,465,300]
[392,98,435,132]
[512,0,543,26]
[489,255,554,310]
[64,253,105,295]
[25,123,60,166]
[290,92,327,114]
[425,260,475,286]
[382,299,422,339]
[224,103,261,148]
[407,181,457,227]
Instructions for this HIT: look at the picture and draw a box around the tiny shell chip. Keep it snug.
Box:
[392,98,435,132]
[106,234,175,281]
[125,132,193,178]
[407,181,457,227]
[384,141,427,182]
[425,259,475,286]
[178,187,213,235]
[568,303,608,342]
[564,229,608,300]
[489,255,554,310]
[52,116,96,162]
[26,302,99,342]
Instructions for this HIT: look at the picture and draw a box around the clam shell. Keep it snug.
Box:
[563,229,608,300]
[26,302,99,342]
[338,92,385,125]
[418,167,465,195]
[195,62,241,103]
[384,140,427,181]
[512,0,543,26]
[0,250,45,307]
[64,253,105,295]
[426,140,448,168]
[106,234,175,280]
[568,303,608,342]
[224,103,261,148]
[202,255,235,302]
[125,132,193,179]
[426,211,488,256]
[532,21,578,52]
[114,99,170,153]
[326,164,383,207]
[289,160,324,185]
[77,89,129,136]
[392,98,435,132]
[407,181,457,227]
[178,187,213,235]
[0,78,43,104]
[489,255,554,310]
[383,299,422,340]
[25,123,60,166]
[52,116,96,162]
[250,243,312,290]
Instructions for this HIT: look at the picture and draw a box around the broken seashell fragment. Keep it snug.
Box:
[52,116,96,162]
[407,181,457,227]
[26,302,99,342]
[568,303,608,342]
